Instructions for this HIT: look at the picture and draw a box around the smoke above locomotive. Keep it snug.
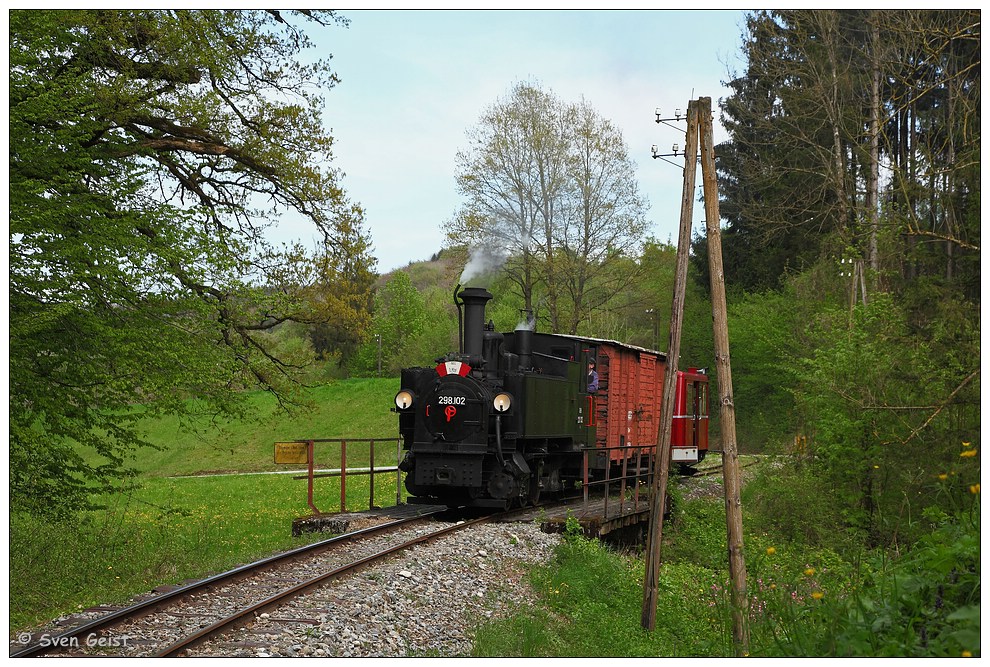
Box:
[393,285,710,510]
[458,244,507,287]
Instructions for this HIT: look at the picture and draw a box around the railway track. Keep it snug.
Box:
[11,470,741,658]
[11,509,496,658]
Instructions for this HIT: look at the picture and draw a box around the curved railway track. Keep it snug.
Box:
[11,466,751,658]
[11,509,494,658]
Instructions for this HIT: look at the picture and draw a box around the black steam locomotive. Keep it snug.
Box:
[394,285,709,509]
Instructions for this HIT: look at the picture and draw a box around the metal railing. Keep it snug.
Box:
[287,438,402,514]
[581,444,656,518]
[288,438,658,522]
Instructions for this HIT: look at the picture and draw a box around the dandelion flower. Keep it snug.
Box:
[811,591,824,600]
[804,568,816,577]
[960,449,978,458]
[970,484,980,494]
[962,651,972,657]
[962,441,973,447]
[766,547,776,555]
[938,473,948,481]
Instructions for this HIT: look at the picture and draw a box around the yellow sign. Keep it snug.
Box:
[274,441,309,465]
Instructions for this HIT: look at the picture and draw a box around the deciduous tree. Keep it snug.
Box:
[9,10,374,515]
[447,81,648,334]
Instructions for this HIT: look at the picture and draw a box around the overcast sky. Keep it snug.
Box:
[281,9,748,273]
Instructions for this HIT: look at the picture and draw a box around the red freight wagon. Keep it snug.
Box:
[564,336,709,468]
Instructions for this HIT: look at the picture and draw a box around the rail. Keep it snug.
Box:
[278,438,403,514]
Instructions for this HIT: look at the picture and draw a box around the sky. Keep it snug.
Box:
[279,9,749,273]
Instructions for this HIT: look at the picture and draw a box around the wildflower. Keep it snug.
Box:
[960,448,978,458]
[963,441,973,447]
[766,547,776,555]
[970,484,980,495]
[804,568,816,577]
[873,465,880,469]
[938,473,948,481]
[962,651,972,658]
[811,591,824,600]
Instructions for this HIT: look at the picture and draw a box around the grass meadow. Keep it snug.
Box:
[11,378,405,631]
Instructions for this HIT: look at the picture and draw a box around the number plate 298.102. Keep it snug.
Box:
[436,395,466,406]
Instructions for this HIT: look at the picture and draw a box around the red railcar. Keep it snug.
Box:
[671,367,710,465]
[571,336,710,468]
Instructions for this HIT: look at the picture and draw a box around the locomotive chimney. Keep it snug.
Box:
[457,286,493,362]
[513,309,535,369]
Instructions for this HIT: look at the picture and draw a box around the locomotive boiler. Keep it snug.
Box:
[394,285,708,509]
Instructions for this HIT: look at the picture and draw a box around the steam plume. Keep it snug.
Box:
[459,244,507,286]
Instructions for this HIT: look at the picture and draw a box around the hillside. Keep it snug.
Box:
[380,246,467,293]
[104,379,401,478]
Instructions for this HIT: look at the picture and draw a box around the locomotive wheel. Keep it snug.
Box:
[527,473,541,506]
[487,470,518,501]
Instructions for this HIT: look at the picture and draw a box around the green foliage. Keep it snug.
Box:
[350,272,459,376]
[473,531,723,657]
[792,292,979,545]
[743,504,981,657]
[723,289,805,448]
[742,460,862,551]
[9,10,374,516]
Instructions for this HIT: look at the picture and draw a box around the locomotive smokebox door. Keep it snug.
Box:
[425,379,485,442]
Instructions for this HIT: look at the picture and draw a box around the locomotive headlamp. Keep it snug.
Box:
[492,392,513,413]
[394,390,415,410]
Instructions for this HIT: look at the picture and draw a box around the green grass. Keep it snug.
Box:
[472,521,727,657]
[82,378,400,477]
[11,378,406,631]
[473,464,982,658]
[10,468,408,631]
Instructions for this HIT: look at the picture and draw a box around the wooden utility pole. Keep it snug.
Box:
[641,99,700,631]
[698,96,749,655]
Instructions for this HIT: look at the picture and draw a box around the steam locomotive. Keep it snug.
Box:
[394,285,709,509]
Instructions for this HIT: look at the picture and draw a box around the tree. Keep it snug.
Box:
[448,82,571,320]
[561,100,649,334]
[350,272,435,377]
[9,10,374,516]
[447,81,648,334]
[698,10,980,298]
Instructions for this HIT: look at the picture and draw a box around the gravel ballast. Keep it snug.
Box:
[193,521,562,657]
